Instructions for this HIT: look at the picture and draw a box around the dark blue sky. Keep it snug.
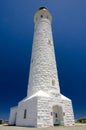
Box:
[0,0,86,120]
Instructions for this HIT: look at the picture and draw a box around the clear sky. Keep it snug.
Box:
[0,0,86,120]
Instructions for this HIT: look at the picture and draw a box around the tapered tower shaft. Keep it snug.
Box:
[27,7,60,97]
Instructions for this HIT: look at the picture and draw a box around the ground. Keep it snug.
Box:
[0,124,86,130]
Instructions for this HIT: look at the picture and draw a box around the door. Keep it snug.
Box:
[53,112,59,125]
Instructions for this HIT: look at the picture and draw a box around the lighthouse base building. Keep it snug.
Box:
[9,7,75,128]
[9,92,74,127]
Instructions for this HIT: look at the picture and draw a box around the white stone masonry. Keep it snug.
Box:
[27,8,60,97]
[9,7,75,128]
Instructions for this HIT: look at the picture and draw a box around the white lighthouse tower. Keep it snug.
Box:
[9,7,75,128]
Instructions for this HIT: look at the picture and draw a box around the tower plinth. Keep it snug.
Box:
[9,7,75,128]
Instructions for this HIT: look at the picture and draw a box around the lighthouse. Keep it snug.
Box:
[9,7,75,128]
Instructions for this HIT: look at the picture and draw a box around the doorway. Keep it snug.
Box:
[53,105,63,126]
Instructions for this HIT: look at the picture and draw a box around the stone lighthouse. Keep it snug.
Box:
[9,7,75,128]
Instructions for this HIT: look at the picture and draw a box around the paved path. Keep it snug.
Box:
[0,124,86,130]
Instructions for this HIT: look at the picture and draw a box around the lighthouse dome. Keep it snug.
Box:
[34,6,52,23]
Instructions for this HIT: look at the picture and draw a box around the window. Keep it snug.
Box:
[48,40,51,45]
[55,113,58,118]
[51,112,52,116]
[24,109,27,119]
[49,40,51,44]
[52,80,55,86]
[41,15,43,18]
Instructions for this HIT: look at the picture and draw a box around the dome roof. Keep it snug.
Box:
[38,6,48,11]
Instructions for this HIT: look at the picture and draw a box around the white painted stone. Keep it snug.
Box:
[9,106,17,125]
[9,6,75,128]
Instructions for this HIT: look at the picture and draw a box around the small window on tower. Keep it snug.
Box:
[49,40,50,44]
[41,15,43,18]
[24,109,27,119]
[52,80,55,86]
[47,16,48,19]
[48,40,51,45]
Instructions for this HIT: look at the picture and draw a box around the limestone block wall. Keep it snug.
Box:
[62,99,75,126]
[9,106,17,125]
[16,97,37,127]
[37,97,53,128]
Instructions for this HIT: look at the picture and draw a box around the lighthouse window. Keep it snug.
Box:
[52,80,55,86]
[41,15,43,18]
[47,16,48,19]
[48,40,51,45]
[24,109,27,119]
